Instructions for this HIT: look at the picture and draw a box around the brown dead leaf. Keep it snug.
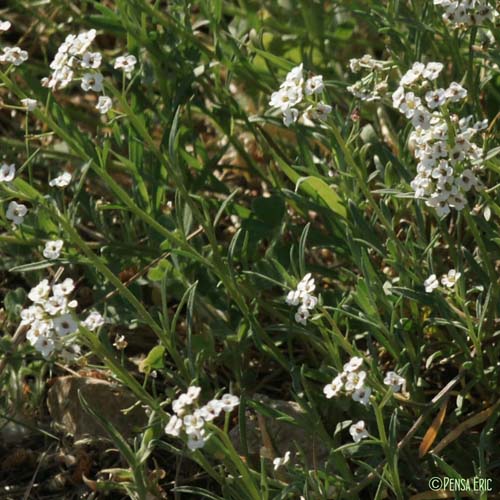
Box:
[419,399,448,458]
[431,400,500,455]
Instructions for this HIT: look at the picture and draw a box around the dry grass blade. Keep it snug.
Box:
[418,398,448,458]
[430,400,500,455]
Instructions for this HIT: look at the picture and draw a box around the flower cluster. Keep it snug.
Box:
[348,54,390,102]
[392,62,486,216]
[269,63,331,127]
[19,276,104,358]
[0,46,28,66]
[433,0,498,27]
[285,273,318,325]
[20,278,79,358]
[424,268,461,292]
[42,28,137,114]
[43,29,99,90]
[323,356,372,406]
[165,387,240,451]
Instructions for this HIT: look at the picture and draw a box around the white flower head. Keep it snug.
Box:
[114,54,137,76]
[343,356,363,373]
[384,371,406,392]
[424,274,439,293]
[96,95,112,114]
[28,279,51,304]
[83,310,105,331]
[0,163,15,182]
[49,172,72,188]
[0,46,28,66]
[352,385,372,406]
[53,313,78,336]
[294,306,310,325]
[81,72,104,92]
[80,51,102,69]
[0,20,11,32]
[349,420,369,443]
[43,239,63,259]
[441,269,461,288]
[6,201,28,225]
[21,98,37,111]
[220,393,239,412]
[165,415,183,437]
[305,75,324,95]
[52,277,75,297]
[187,428,207,450]
[323,374,344,399]
[344,370,367,393]
[273,451,291,470]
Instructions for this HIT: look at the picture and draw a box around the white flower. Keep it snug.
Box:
[26,319,52,344]
[323,374,344,399]
[21,98,37,111]
[81,72,104,92]
[83,311,105,331]
[198,399,223,421]
[96,95,112,114]
[285,63,303,86]
[343,356,363,372]
[400,62,425,86]
[384,371,406,392]
[6,201,27,225]
[165,415,183,437]
[0,163,15,182]
[186,386,202,404]
[53,314,78,336]
[297,273,315,295]
[44,295,69,316]
[28,279,51,304]
[305,75,324,95]
[33,335,56,358]
[352,385,372,406]
[273,451,291,470]
[441,269,461,288]
[183,413,205,433]
[43,239,63,259]
[283,107,299,127]
[49,172,72,188]
[52,278,75,297]
[424,274,439,293]
[80,51,102,69]
[172,394,191,416]
[301,293,318,310]
[457,169,478,192]
[220,393,239,412]
[423,62,444,80]
[187,429,207,450]
[399,92,422,119]
[114,54,137,76]
[0,20,11,32]
[425,89,446,109]
[445,82,467,102]
[344,370,367,392]
[349,420,369,443]
[295,306,310,325]
[20,305,44,325]
[312,102,332,120]
[0,46,28,66]
[286,289,301,306]
[113,334,128,350]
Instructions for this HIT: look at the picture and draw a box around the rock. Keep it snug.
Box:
[47,376,147,442]
[230,394,330,466]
